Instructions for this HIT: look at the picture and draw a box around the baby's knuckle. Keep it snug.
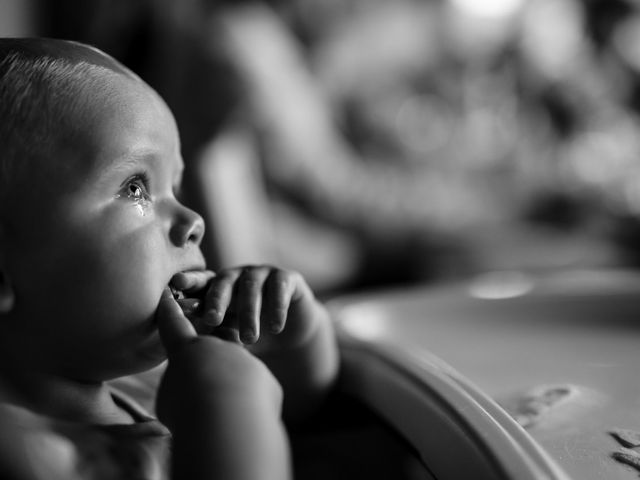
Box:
[214,270,235,282]
[239,305,259,318]
[206,290,226,303]
[240,277,262,290]
[270,269,289,284]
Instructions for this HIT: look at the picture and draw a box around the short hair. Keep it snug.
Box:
[0,38,137,213]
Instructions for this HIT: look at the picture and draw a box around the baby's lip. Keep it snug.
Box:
[168,284,185,300]
[168,264,207,297]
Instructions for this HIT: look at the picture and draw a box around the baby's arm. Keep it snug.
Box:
[173,265,340,425]
[155,289,292,480]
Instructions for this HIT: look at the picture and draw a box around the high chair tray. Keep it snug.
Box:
[327,269,640,480]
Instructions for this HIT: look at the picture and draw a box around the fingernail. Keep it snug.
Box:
[204,309,221,327]
[241,328,256,343]
[269,321,280,334]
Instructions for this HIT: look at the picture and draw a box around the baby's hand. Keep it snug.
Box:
[155,289,291,479]
[155,288,283,429]
[171,265,320,348]
[168,265,338,426]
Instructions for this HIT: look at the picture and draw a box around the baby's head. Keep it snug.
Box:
[0,38,205,381]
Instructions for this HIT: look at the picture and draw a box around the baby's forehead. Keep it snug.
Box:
[62,76,180,174]
[45,73,147,159]
[1,39,179,174]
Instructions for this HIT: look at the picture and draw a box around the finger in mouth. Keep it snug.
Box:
[169,284,184,300]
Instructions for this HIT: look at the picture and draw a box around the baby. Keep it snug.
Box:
[0,38,339,480]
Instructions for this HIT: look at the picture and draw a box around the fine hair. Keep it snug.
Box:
[0,38,134,213]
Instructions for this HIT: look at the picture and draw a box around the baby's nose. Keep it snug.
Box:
[171,205,205,247]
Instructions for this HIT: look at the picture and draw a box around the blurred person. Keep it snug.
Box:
[214,0,622,278]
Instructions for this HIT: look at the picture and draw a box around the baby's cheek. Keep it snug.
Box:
[69,261,162,331]
[101,247,165,308]
[115,273,165,322]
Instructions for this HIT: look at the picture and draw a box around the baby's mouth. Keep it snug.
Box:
[169,284,185,300]
[168,282,202,319]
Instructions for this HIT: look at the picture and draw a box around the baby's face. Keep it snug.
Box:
[3,75,205,380]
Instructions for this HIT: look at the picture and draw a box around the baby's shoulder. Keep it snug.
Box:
[0,387,171,480]
[0,401,82,479]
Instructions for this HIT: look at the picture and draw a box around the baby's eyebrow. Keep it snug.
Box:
[100,149,155,175]
[90,151,152,192]
[100,148,185,187]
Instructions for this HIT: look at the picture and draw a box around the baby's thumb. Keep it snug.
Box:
[156,288,198,355]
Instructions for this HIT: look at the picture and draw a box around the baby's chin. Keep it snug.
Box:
[115,309,169,376]
[78,336,166,383]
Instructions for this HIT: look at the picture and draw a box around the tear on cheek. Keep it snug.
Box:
[133,199,150,216]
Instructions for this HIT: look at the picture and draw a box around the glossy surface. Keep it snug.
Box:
[329,269,640,479]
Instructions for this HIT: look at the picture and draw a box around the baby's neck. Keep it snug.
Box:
[0,364,135,425]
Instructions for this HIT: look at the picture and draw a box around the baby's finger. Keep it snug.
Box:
[236,266,270,344]
[156,288,198,355]
[263,269,296,334]
[170,270,215,293]
[202,269,241,328]
[210,326,242,344]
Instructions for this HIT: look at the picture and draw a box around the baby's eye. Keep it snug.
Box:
[127,183,145,199]
[120,173,151,201]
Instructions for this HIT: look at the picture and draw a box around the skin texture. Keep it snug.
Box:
[0,40,339,479]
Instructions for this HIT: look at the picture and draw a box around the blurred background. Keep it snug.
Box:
[3,0,640,296]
